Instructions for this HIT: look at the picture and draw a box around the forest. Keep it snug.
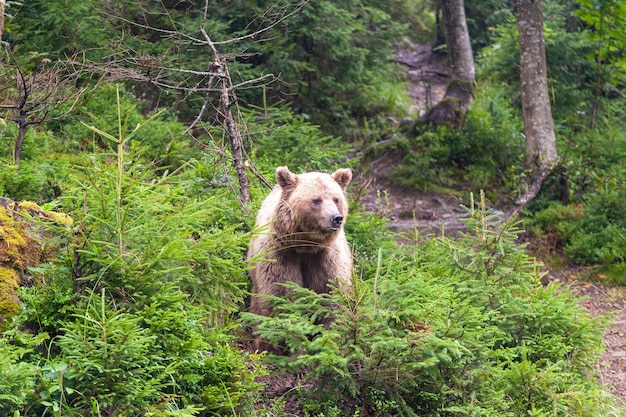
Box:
[1,0,626,416]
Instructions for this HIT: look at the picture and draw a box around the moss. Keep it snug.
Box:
[0,267,20,331]
[18,201,43,212]
[0,207,42,268]
[0,206,12,223]
[446,78,474,97]
[0,199,72,329]
[44,210,74,226]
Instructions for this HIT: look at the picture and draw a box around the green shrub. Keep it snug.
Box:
[0,159,61,201]
[0,331,44,415]
[560,128,626,203]
[2,98,266,416]
[525,108,626,269]
[565,188,626,265]
[52,289,170,414]
[63,84,199,166]
[55,147,248,313]
[528,187,626,266]
[0,128,74,202]
[259,0,408,132]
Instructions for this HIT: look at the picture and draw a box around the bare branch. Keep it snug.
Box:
[182,74,217,135]
[0,52,100,167]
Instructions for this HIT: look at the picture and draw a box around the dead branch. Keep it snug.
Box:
[199,6,249,206]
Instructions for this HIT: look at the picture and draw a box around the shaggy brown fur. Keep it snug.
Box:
[248,166,353,317]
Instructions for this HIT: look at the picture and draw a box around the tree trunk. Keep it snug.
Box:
[516,0,557,170]
[419,0,474,128]
[0,0,5,46]
[441,0,474,82]
[201,24,250,207]
[504,0,559,220]
[14,117,28,169]
[214,60,250,206]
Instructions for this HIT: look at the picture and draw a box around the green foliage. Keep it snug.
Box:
[0,331,44,415]
[560,127,626,202]
[53,289,170,414]
[0,159,62,202]
[246,102,350,173]
[465,0,515,50]
[526,121,626,267]
[392,84,524,199]
[63,84,197,165]
[1,100,266,416]
[575,0,626,88]
[478,2,597,124]
[6,0,112,57]
[0,127,72,202]
[57,117,247,314]
[529,188,626,266]
[259,0,409,132]
[242,195,613,416]
[565,188,626,265]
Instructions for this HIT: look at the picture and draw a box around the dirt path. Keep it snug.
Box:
[545,268,626,403]
[374,40,626,404]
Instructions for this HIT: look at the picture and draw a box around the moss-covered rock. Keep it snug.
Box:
[0,199,72,330]
[0,206,43,270]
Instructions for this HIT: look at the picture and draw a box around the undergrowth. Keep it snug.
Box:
[0,89,265,416]
[243,193,618,416]
[0,89,623,416]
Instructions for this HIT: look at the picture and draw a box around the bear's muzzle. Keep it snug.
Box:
[330,214,344,231]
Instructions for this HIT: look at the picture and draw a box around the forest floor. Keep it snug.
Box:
[358,39,626,405]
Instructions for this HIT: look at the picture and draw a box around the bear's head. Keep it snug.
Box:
[273,166,352,253]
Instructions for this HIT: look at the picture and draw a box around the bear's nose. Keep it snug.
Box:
[330,214,344,229]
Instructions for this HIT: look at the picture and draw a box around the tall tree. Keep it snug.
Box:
[419,0,474,128]
[73,0,305,206]
[516,0,557,170]
[507,0,558,217]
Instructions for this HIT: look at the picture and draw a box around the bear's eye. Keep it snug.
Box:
[312,197,322,205]
[333,197,340,204]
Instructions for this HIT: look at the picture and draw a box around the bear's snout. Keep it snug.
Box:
[330,214,344,230]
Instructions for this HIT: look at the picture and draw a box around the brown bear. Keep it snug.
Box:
[247,166,353,317]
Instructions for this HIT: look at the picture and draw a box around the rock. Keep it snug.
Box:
[0,198,72,330]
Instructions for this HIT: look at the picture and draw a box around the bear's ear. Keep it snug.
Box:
[332,168,352,190]
[275,166,298,190]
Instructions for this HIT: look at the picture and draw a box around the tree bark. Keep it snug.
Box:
[441,0,474,82]
[504,0,559,219]
[419,0,474,128]
[516,0,557,170]
[14,117,27,168]
[201,24,250,207]
[0,0,5,46]
[214,60,250,207]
